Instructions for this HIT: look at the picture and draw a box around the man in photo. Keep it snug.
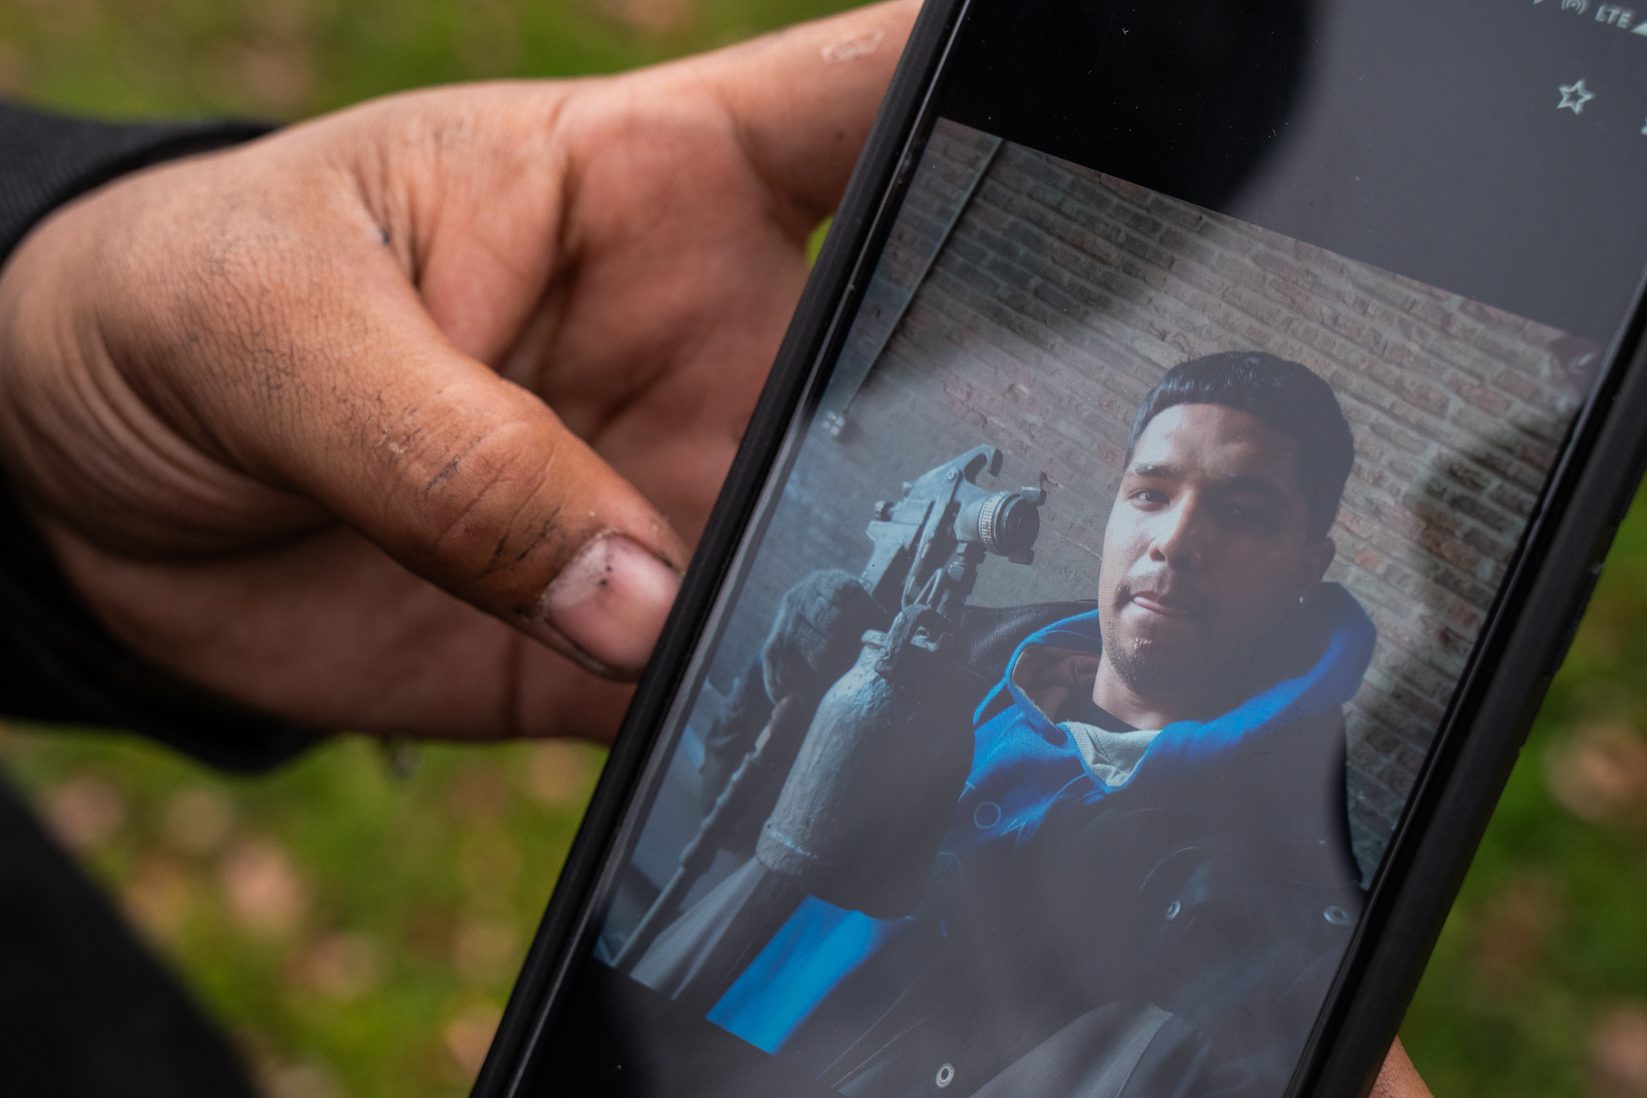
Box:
[635,351,1376,1097]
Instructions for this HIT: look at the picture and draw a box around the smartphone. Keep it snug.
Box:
[476,0,1647,1093]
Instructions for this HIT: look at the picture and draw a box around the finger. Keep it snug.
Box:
[684,0,922,232]
[213,257,687,679]
[1370,1037,1433,1098]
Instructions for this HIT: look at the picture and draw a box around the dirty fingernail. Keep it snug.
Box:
[535,534,681,676]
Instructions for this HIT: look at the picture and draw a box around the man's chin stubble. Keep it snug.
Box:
[1102,630,1241,720]
[1104,631,1182,702]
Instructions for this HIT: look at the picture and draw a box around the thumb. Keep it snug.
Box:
[224,269,685,679]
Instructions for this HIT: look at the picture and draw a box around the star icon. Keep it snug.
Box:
[1558,79,1596,114]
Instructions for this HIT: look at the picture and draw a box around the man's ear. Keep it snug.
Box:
[1303,536,1336,589]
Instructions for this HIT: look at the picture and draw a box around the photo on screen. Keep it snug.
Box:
[590,118,1598,1097]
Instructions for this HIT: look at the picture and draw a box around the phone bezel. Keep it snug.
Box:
[1296,278,1647,1095]
[472,0,1647,1092]
[470,0,974,1092]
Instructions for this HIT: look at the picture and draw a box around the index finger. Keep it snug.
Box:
[1371,1038,1434,1098]
[683,0,922,233]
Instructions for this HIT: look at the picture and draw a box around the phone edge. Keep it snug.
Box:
[468,2,970,1093]
[1294,272,1647,1097]
[471,6,1647,1095]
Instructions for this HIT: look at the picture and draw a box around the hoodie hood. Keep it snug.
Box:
[955,583,1375,849]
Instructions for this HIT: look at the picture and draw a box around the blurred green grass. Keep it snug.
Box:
[2,1,1645,1095]
[0,0,857,117]
[1401,498,1647,1098]
[0,732,606,1096]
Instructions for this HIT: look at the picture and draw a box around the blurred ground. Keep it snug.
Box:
[1,0,1644,1095]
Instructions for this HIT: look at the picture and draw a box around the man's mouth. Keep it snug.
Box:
[1127,588,1205,620]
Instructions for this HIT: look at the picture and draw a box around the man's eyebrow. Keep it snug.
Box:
[1128,463,1292,502]
[1212,473,1289,502]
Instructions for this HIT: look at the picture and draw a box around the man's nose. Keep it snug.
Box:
[1147,500,1205,567]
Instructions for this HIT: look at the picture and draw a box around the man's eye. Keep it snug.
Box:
[1129,488,1169,507]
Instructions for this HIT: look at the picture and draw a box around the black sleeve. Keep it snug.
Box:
[0,100,322,771]
[0,773,261,1095]
[0,101,269,259]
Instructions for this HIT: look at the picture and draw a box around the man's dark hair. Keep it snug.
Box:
[1127,351,1354,539]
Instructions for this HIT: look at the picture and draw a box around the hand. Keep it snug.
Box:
[1375,1038,1434,1098]
[0,2,917,741]
[760,570,882,703]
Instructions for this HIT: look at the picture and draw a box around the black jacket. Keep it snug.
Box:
[647,599,1365,1097]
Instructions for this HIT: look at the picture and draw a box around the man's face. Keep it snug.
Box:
[1095,403,1335,713]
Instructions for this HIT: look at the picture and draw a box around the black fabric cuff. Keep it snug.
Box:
[0,472,324,771]
[0,101,271,260]
[0,100,322,770]
[0,771,262,1095]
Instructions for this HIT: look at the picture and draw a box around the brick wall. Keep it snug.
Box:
[701,119,1595,878]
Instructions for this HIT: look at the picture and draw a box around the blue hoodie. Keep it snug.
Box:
[708,586,1376,1054]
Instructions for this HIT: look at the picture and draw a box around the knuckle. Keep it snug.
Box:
[403,417,569,587]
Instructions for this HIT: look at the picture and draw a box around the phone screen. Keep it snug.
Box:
[518,0,1647,1093]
